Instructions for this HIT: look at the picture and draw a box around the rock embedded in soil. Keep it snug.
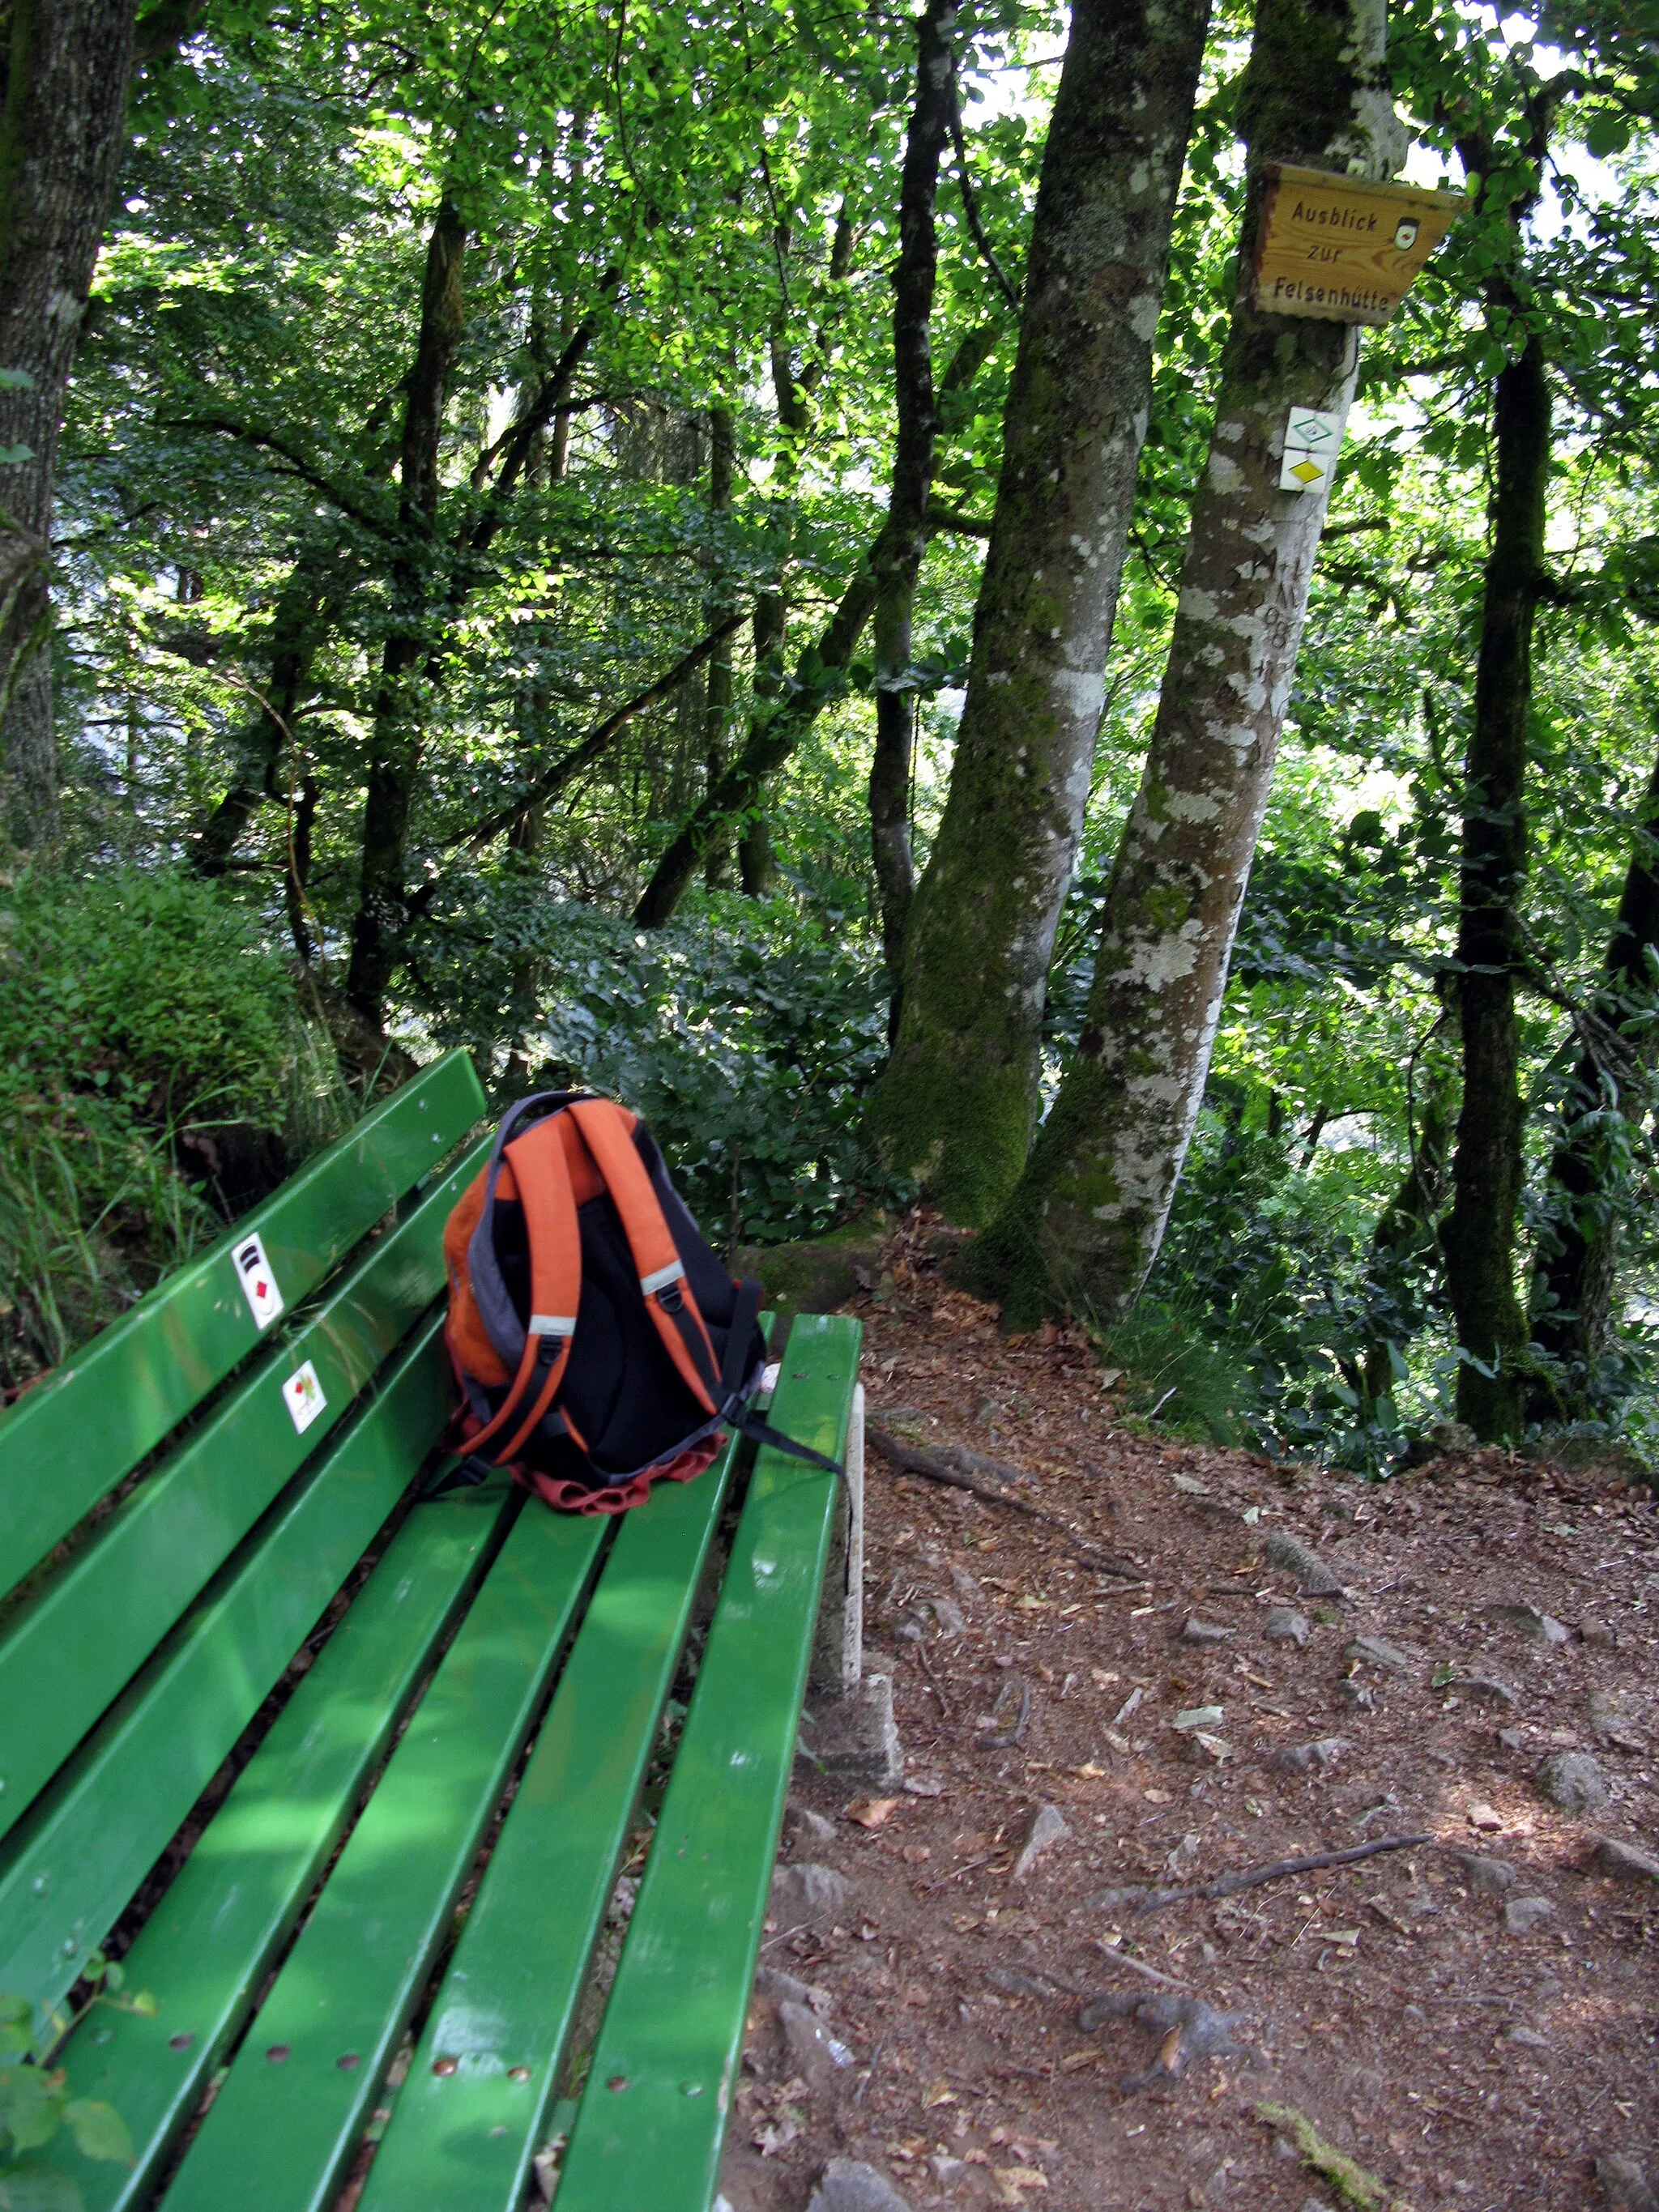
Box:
[1453,1849,1517,1894]
[1537,1749,1611,1812]
[770,1861,853,1935]
[1590,1835,1659,1883]
[1012,1801,1070,1882]
[756,1964,833,2015]
[1503,1894,1555,1934]
[1490,1601,1571,1645]
[1271,1737,1350,1775]
[1263,1530,1346,1596]
[1597,2152,1659,2212]
[1457,1673,1520,1707]
[1178,1616,1235,1643]
[790,1804,838,1849]
[1344,1634,1412,1671]
[808,2159,915,2212]
[1336,1679,1376,1710]
[1263,1606,1310,1647]
[778,1998,854,2093]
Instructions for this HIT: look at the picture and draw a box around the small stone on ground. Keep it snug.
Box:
[1537,1749,1610,1812]
[807,2158,913,2212]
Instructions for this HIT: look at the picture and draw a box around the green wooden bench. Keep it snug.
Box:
[0,1050,864,2212]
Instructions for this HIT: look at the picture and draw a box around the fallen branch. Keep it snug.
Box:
[1094,1833,1430,1920]
[867,1425,1149,1583]
[1091,1943,1192,1993]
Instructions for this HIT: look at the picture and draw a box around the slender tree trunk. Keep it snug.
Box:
[345,196,466,1025]
[631,249,996,935]
[192,543,339,874]
[1528,739,1659,1399]
[974,0,1404,1321]
[0,0,139,845]
[1362,1014,1457,1410]
[703,401,736,888]
[864,0,1213,1225]
[868,0,957,999]
[1442,326,1549,1438]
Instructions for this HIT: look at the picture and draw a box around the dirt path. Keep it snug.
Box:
[717,1220,1659,2212]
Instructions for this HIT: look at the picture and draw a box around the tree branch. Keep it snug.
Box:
[447,607,748,849]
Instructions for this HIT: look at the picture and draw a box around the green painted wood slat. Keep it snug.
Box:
[53,1488,514,2212]
[0,1135,489,1849]
[160,1502,612,2212]
[356,1421,749,2212]
[553,1314,860,2212]
[0,1313,454,2021]
[0,1047,484,1595]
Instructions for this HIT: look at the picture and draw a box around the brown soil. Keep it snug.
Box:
[719,1216,1659,2212]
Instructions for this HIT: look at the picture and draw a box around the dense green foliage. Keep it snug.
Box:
[5,0,1659,1465]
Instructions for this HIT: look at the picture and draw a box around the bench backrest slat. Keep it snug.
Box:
[0,1135,488,1850]
[0,1315,455,2021]
[0,1048,485,1593]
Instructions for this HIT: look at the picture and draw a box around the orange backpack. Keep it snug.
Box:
[442,1093,836,1513]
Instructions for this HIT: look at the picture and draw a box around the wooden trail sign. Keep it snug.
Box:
[1253,164,1466,326]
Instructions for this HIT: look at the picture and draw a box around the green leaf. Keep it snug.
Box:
[0,2066,62,2152]
[0,2163,83,2212]
[1584,113,1629,159]
[0,369,34,390]
[61,2103,131,2168]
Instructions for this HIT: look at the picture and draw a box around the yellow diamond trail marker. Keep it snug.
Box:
[1254,163,1466,326]
[1278,404,1346,495]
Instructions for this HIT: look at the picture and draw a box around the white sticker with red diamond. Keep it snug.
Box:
[282,1361,326,1434]
[233,1233,284,1329]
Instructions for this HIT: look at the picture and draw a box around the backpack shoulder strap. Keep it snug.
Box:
[463,1103,584,1464]
[566,1097,722,1417]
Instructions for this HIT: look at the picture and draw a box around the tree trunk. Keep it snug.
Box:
[702,401,736,888]
[345,196,466,1025]
[192,543,339,874]
[0,0,139,844]
[1361,1010,1458,1411]
[973,0,1404,1322]
[864,0,1213,1225]
[629,276,992,936]
[1528,739,1659,1400]
[868,0,957,998]
[1441,327,1549,1438]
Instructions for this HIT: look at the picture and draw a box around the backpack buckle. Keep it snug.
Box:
[640,1259,686,1303]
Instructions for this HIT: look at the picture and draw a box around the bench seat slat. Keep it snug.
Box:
[356,1423,748,2212]
[160,1501,612,2212]
[0,1047,484,1594]
[0,1315,454,2020]
[53,1489,512,2212]
[0,1136,488,1849]
[554,1315,861,2212]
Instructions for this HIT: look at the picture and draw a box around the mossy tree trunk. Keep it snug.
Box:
[868,0,957,1002]
[863,0,1213,1225]
[345,195,467,1025]
[1528,738,1659,1403]
[0,0,139,846]
[973,0,1404,1323]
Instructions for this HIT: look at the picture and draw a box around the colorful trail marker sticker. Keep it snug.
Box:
[233,1232,284,1328]
[1279,404,1346,494]
[282,1361,327,1435]
[1253,164,1466,326]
